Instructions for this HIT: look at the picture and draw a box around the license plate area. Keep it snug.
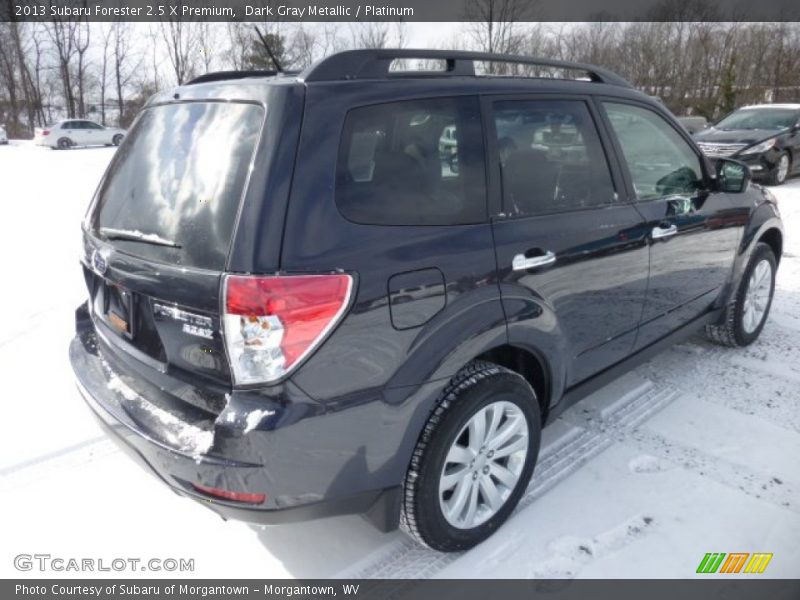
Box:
[98,280,136,340]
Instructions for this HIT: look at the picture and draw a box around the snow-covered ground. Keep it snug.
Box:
[0,140,798,579]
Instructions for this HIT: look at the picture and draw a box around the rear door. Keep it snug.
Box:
[599,100,739,348]
[82,100,264,409]
[61,120,80,144]
[487,96,650,386]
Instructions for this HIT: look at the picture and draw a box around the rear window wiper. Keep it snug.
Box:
[98,227,182,249]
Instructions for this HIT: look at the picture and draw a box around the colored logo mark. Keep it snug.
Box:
[696,552,773,574]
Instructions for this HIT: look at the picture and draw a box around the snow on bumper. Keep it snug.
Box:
[68,309,398,527]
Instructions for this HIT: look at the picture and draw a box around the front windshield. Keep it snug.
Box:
[715,108,798,130]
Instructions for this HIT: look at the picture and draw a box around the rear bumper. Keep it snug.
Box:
[69,304,402,530]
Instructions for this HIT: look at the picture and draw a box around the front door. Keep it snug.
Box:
[488,97,650,387]
[599,100,740,348]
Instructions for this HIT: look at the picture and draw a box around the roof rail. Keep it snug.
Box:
[186,70,283,85]
[301,49,633,88]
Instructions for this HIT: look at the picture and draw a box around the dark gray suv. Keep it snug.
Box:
[70,50,783,552]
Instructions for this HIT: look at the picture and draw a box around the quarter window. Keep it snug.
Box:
[493,100,617,216]
[603,102,704,201]
[336,97,487,225]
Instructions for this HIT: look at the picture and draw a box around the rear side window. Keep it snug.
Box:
[336,96,487,225]
[493,99,617,216]
[91,101,263,270]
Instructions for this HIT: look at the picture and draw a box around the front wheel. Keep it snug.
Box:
[767,152,791,186]
[706,242,776,347]
[112,134,124,146]
[401,361,541,552]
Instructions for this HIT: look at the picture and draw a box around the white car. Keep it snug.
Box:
[0,125,8,144]
[34,119,125,149]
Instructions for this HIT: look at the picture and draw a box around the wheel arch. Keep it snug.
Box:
[759,227,783,266]
[474,344,551,421]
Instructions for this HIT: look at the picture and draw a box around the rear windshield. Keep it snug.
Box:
[90,101,264,270]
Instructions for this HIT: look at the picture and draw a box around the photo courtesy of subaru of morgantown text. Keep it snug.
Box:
[71,49,782,551]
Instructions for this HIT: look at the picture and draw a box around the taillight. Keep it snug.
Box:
[223,274,353,385]
[42,130,50,136]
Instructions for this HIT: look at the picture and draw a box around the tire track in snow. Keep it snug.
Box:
[0,437,117,491]
[342,380,667,579]
[644,339,800,434]
[562,385,797,515]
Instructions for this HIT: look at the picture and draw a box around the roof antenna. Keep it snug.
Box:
[253,26,283,73]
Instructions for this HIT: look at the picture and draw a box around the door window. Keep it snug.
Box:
[336,96,486,225]
[493,99,617,216]
[602,102,704,201]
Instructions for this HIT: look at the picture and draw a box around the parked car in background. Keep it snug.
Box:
[34,119,126,150]
[0,124,8,144]
[695,103,800,185]
[70,49,783,553]
[678,115,708,134]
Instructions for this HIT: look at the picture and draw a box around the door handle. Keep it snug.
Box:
[512,251,556,271]
[651,224,678,240]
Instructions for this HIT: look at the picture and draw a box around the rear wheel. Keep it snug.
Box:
[767,152,791,185]
[57,137,73,150]
[401,361,541,552]
[706,242,776,347]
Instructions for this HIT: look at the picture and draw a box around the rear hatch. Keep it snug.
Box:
[80,99,264,432]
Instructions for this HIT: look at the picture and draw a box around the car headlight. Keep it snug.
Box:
[742,138,777,154]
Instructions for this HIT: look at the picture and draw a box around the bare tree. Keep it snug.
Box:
[158,6,201,85]
[463,0,533,72]
[45,19,78,117]
[112,22,140,126]
[288,25,317,69]
[0,23,21,132]
[348,22,407,49]
[98,24,113,125]
[74,20,90,117]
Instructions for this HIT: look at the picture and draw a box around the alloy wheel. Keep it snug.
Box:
[439,400,529,529]
[776,154,790,183]
[742,259,773,334]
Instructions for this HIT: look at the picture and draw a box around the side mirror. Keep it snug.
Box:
[716,159,750,193]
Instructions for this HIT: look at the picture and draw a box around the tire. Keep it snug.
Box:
[112,134,124,146]
[400,360,541,552]
[766,151,791,186]
[57,137,72,150]
[706,242,776,347]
